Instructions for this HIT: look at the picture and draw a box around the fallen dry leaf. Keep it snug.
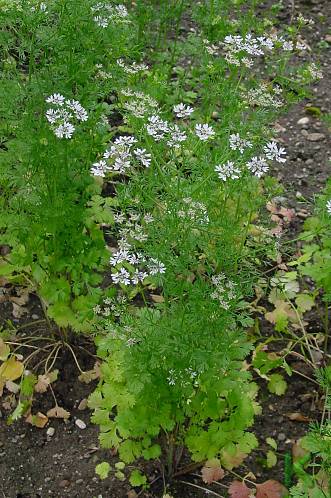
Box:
[12,302,29,318]
[286,412,310,422]
[292,439,309,462]
[78,362,101,384]
[26,412,49,428]
[0,356,24,382]
[127,491,138,498]
[34,370,58,393]
[5,380,20,394]
[150,294,165,303]
[201,458,225,484]
[47,405,70,419]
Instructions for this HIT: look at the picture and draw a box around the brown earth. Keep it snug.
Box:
[0,0,330,497]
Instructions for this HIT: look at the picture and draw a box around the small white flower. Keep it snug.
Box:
[229,133,253,154]
[114,135,137,147]
[246,156,269,178]
[112,268,131,286]
[143,213,154,223]
[148,258,166,275]
[54,121,75,139]
[46,93,65,106]
[215,161,241,181]
[326,200,331,215]
[134,148,151,167]
[195,123,215,141]
[173,103,194,118]
[45,108,60,124]
[283,40,294,51]
[264,141,287,163]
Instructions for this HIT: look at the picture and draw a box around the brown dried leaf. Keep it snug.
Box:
[127,491,138,498]
[5,380,20,393]
[26,412,48,428]
[292,439,309,462]
[286,412,310,422]
[228,480,253,498]
[78,362,101,384]
[150,294,165,303]
[34,370,58,393]
[256,480,287,498]
[201,458,225,484]
[221,448,247,470]
[47,406,70,419]
[12,302,29,318]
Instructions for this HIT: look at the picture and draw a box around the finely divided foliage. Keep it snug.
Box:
[0,0,326,492]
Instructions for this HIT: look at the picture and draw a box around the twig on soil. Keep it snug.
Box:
[178,480,225,497]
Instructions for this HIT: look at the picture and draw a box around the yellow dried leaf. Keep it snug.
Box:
[0,339,10,361]
[0,356,24,382]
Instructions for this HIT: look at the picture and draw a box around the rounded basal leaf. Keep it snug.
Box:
[256,480,288,498]
[267,374,287,396]
[95,462,111,480]
[228,480,253,498]
[129,470,147,487]
[201,458,225,484]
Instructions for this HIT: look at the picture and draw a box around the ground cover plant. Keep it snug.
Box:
[0,0,330,497]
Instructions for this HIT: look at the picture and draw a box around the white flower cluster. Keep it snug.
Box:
[146,115,187,148]
[173,103,194,119]
[307,63,323,80]
[113,210,154,244]
[223,32,307,67]
[93,295,127,318]
[229,133,252,154]
[31,2,47,12]
[45,94,88,139]
[202,38,220,56]
[95,63,113,80]
[195,123,215,141]
[177,197,209,225]
[91,2,129,28]
[167,367,199,387]
[117,58,148,74]
[109,210,165,286]
[111,251,166,286]
[244,83,283,108]
[246,156,269,178]
[215,140,286,181]
[215,161,241,181]
[211,273,237,309]
[326,200,331,216]
[91,136,151,177]
[120,88,159,118]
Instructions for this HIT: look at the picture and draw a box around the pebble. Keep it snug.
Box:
[31,314,39,320]
[59,479,70,488]
[278,433,286,441]
[75,419,86,430]
[297,117,310,125]
[46,427,55,437]
[306,132,326,142]
[305,158,314,165]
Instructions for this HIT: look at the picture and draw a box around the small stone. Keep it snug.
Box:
[46,427,55,437]
[297,117,310,125]
[78,398,88,411]
[278,433,286,441]
[31,314,39,320]
[75,419,86,430]
[75,479,83,484]
[305,158,314,165]
[306,132,325,142]
[59,480,70,488]
[325,34,331,43]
